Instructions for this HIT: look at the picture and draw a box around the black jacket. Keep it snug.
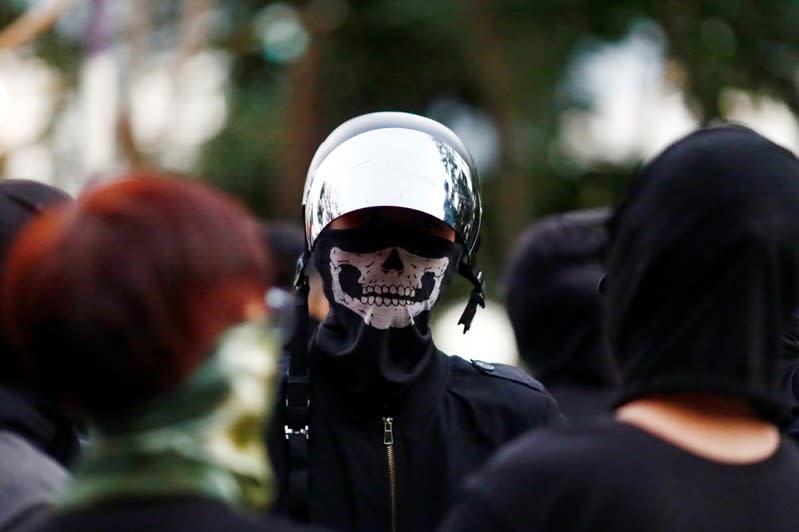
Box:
[0,386,80,468]
[437,419,799,532]
[267,350,560,532]
[28,496,326,532]
[0,386,81,531]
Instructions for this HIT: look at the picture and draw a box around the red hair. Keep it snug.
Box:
[2,173,271,420]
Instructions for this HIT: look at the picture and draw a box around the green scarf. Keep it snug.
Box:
[60,321,278,511]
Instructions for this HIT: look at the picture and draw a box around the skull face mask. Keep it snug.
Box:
[329,246,450,329]
[311,227,462,331]
[309,226,461,395]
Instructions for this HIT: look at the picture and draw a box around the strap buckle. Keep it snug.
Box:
[284,425,309,440]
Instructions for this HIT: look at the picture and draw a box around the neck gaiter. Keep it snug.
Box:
[59,321,278,511]
[310,227,461,399]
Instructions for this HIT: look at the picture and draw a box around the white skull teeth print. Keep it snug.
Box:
[329,246,450,329]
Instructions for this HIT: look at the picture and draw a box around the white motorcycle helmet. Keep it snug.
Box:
[301,111,484,330]
[304,112,481,260]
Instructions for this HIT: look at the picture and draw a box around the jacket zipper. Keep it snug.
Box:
[383,416,397,532]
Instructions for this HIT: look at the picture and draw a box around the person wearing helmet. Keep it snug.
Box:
[267,112,561,532]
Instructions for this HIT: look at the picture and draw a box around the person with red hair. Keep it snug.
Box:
[2,173,320,532]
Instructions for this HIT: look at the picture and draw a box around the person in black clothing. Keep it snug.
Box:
[1,174,319,532]
[503,208,620,422]
[268,112,561,532]
[438,125,799,532]
[0,181,81,532]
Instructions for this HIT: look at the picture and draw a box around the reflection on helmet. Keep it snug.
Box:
[303,112,482,263]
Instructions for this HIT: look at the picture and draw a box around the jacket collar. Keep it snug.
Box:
[0,385,81,467]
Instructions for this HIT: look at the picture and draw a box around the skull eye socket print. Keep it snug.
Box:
[329,246,450,329]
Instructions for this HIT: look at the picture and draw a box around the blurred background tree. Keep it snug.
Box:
[2,0,799,300]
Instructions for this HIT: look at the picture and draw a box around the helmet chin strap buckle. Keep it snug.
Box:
[293,250,310,290]
[457,266,485,333]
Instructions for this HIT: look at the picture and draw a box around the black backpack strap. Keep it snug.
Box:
[284,251,311,521]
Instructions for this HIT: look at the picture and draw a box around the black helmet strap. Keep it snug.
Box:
[284,250,311,521]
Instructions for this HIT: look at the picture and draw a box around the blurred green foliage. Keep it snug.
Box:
[6,0,799,299]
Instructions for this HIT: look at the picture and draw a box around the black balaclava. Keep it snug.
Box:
[605,125,799,420]
[310,225,461,400]
[504,212,619,389]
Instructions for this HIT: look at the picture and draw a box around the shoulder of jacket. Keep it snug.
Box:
[448,354,547,393]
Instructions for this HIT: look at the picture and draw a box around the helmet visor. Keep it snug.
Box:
[304,128,481,256]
